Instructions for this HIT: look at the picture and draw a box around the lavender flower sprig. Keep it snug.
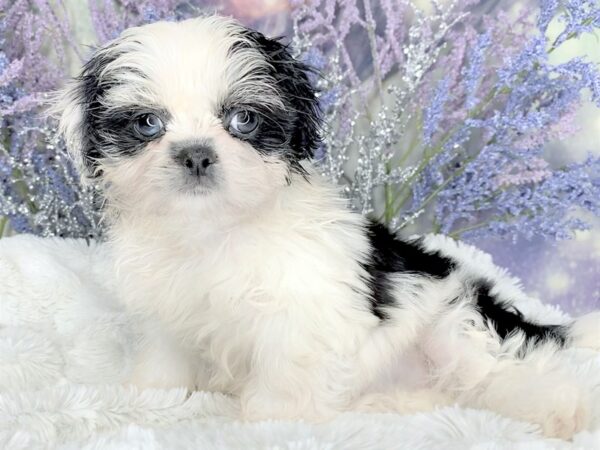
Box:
[1,0,599,245]
[294,0,600,241]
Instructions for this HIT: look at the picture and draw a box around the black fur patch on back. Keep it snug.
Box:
[363,221,456,320]
[474,281,567,347]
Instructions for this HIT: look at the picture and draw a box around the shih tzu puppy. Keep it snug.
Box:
[55,16,600,439]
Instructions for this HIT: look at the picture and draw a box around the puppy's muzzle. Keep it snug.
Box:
[176,144,218,179]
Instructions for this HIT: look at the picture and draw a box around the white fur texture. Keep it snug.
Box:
[1,235,600,449]
[106,168,600,438]
[51,15,600,441]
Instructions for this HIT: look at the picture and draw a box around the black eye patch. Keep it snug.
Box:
[227,28,322,174]
[85,105,170,160]
[220,103,291,153]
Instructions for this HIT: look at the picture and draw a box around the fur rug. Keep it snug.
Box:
[1,235,599,449]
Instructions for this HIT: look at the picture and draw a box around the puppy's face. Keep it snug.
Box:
[57,16,319,219]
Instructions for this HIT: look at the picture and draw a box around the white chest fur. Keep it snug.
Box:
[111,178,380,413]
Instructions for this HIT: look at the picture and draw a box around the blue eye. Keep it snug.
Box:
[228,109,259,135]
[134,113,164,139]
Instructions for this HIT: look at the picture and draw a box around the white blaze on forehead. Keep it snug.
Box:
[94,16,283,116]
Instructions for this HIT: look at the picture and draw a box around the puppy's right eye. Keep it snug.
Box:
[133,113,164,139]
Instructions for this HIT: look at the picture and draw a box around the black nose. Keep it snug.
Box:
[176,145,218,178]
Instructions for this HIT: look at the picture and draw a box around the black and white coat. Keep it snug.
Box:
[54,16,600,439]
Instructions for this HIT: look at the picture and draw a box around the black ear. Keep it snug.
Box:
[54,42,124,178]
[241,30,322,160]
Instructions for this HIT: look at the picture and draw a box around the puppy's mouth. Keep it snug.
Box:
[178,175,218,196]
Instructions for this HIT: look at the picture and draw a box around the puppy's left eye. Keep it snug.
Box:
[133,113,164,139]
[228,109,259,135]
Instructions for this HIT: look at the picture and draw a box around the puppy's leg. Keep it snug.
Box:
[421,303,592,440]
[237,314,352,422]
[128,320,197,391]
[460,343,592,440]
[353,388,452,415]
[240,353,339,421]
[416,235,597,438]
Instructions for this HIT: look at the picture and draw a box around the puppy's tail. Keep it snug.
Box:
[569,311,600,351]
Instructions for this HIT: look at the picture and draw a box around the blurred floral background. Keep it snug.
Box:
[1,0,599,314]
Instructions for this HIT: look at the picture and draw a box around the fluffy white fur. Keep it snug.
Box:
[1,235,600,449]
[53,15,600,440]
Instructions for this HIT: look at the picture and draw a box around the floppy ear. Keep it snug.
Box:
[242,30,322,160]
[50,79,91,180]
[50,46,118,180]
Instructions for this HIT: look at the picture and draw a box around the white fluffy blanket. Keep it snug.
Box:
[1,235,599,449]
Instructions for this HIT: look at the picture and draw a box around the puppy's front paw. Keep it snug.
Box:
[353,388,450,415]
[126,344,197,392]
[126,324,198,391]
[126,364,196,392]
[240,387,335,422]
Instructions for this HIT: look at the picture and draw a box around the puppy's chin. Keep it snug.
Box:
[177,177,220,197]
[179,184,215,197]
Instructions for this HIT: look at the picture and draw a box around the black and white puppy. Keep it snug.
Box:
[55,16,600,439]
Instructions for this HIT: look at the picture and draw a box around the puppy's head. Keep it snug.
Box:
[56,16,320,219]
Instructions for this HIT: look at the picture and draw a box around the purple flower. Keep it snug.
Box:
[552,0,600,47]
[538,0,560,32]
[2,0,600,247]
[463,32,491,110]
[423,76,451,146]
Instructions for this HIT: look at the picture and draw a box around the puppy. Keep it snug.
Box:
[55,15,600,439]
